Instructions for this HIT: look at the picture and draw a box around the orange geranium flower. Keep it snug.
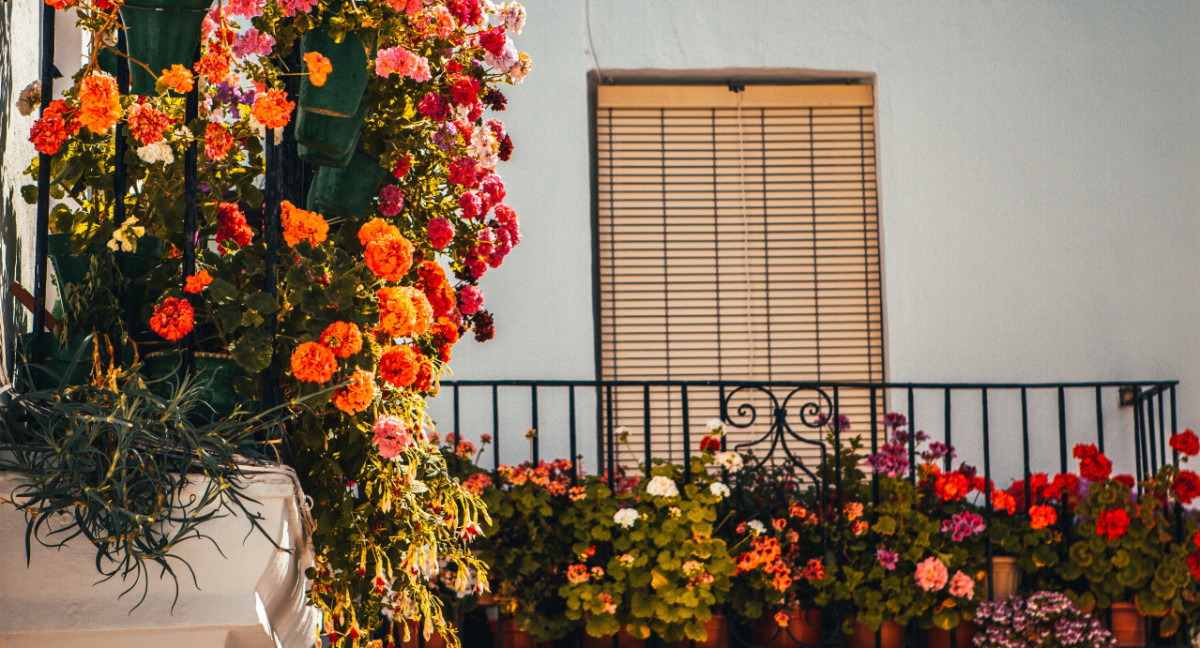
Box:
[76,73,122,134]
[194,49,232,84]
[281,200,328,248]
[935,471,970,502]
[304,51,333,87]
[417,261,456,316]
[333,370,375,414]
[413,358,436,392]
[160,65,194,93]
[379,345,421,388]
[376,287,433,338]
[320,321,363,358]
[992,490,1017,515]
[358,218,396,247]
[126,101,172,145]
[204,122,234,160]
[252,88,295,129]
[184,269,213,293]
[365,234,414,283]
[29,100,74,155]
[291,341,337,383]
[150,297,194,341]
[1029,504,1058,530]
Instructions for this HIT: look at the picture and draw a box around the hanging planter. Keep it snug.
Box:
[305,146,388,220]
[119,0,213,95]
[296,101,368,166]
[299,25,369,118]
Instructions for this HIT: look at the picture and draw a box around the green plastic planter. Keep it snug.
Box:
[296,100,367,165]
[298,26,368,118]
[17,333,94,389]
[119,0,213,94]
[143,351,251,418]
[305,147,388,220]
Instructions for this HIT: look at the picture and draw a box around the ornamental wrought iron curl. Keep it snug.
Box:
[722,386,833,480]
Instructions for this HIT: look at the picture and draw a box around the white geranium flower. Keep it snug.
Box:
[613,507,639,529]
[500,3,526,34]
[107,217,145,252]
[136,140,174,165]
[646,475,679,498]
[746,520,766,535]
[706,418,725,433]
[715,451,744,472]
[709,482,731,499]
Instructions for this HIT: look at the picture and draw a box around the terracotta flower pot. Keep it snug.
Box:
[982,556,1020,600]
[668,614,727,648]
[845,620,905,648]
[119,0,213,94]
[394,621,448,648]
[488,619,546,648]
[581,627,645,648]
[1106,602,1146,648]
[752,608,823,647]
[924,622,978,648]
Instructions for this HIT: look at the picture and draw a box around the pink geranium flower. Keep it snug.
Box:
[915,556,949,592]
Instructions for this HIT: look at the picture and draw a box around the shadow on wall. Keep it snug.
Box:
[1,0,19,386]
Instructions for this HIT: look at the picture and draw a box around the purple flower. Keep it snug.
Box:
[876,547,898,571]
[882,412,907,428]
[921,441,956,462]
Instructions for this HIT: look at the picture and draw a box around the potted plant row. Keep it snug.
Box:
[433,418,1200,648]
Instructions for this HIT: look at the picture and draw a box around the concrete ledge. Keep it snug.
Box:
[0,464,321,648]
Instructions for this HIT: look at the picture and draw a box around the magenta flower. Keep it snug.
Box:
[876,547,898,571]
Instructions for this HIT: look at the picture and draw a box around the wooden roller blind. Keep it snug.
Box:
[595,84,884,466]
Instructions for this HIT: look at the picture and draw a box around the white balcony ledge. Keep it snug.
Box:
[0,464,320,648]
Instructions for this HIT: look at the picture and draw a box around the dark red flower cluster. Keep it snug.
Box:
[215,202,253,251]
[1170,429,1200,457]
[699,435,721,453]
[1073,443,1113,482]
[1172,470,1200,504]
[1094,508,1130,540]
[473,310,494,342]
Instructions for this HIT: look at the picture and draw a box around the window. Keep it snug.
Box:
[594,82,883,465]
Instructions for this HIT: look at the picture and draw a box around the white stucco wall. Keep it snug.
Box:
[443,0,1200,471]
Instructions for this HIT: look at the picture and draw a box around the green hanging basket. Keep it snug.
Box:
[305,147,388,220]
[119,0,213,95]
[296,100,367,165]
[298,26,369,118]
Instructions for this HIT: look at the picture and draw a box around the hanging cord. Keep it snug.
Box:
[584,0,603,75]
[736,90,757,375]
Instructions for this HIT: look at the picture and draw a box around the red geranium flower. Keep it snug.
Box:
[1170,429,1200,457]
[1095,508,1130,540]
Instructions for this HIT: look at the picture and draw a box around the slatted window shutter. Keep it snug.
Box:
[595,84,884,466]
